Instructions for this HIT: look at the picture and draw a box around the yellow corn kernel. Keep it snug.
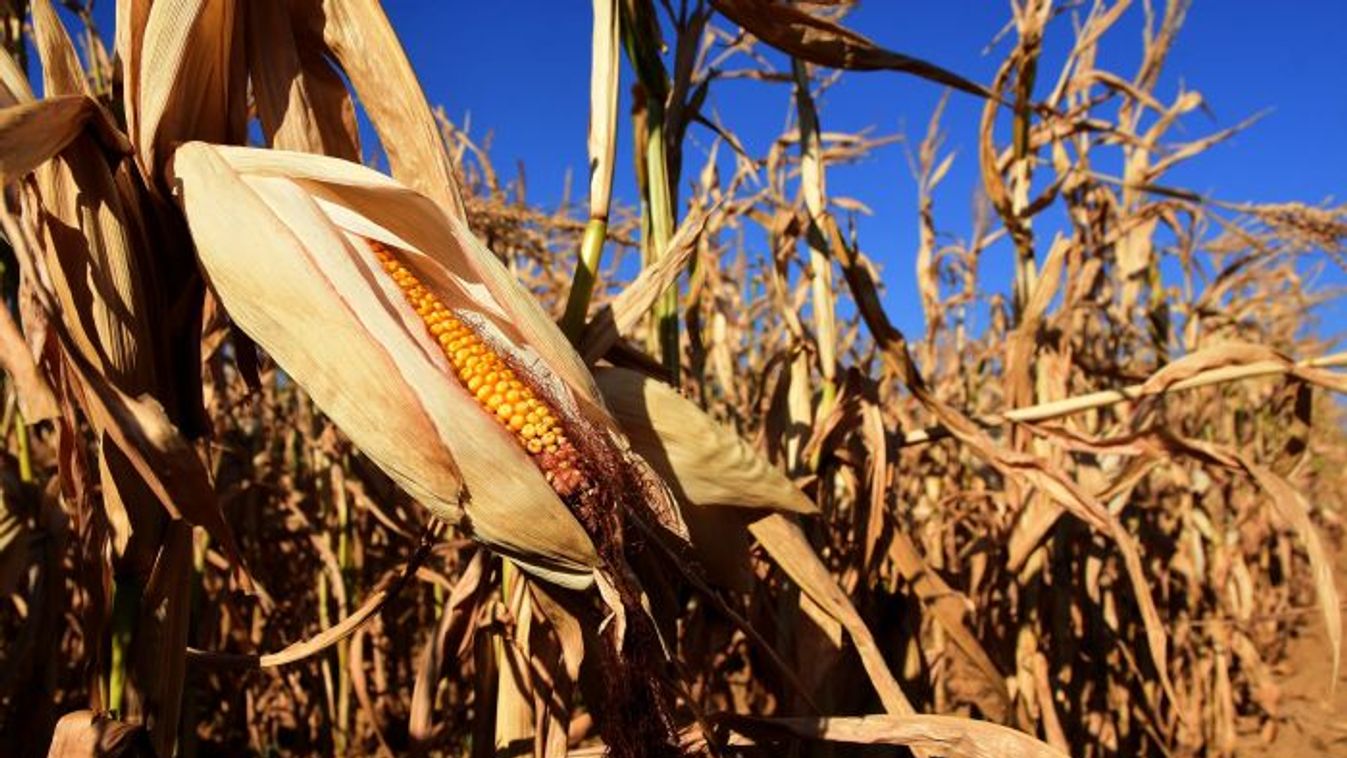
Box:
[370,240,584,496]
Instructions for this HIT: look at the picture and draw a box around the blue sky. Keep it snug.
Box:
[386,1,1346,343]
[58,1,1347,343]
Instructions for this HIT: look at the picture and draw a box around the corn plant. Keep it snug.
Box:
[0,1,1344,757]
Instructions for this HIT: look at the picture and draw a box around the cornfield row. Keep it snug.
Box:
[0,1,1343,756]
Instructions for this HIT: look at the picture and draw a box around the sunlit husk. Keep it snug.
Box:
[125,0,246,179]
[595,367,814,514]
[595,367,814,589]
[169,142,603,588]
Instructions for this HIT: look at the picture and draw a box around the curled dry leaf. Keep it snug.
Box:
[710,0,992,98]
[47,710,154,758]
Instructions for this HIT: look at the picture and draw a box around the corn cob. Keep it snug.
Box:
[369,240,586,497]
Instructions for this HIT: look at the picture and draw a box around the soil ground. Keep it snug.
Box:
[1241,548,1347,755]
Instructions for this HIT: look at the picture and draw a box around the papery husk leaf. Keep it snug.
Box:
[595,367,814,514]
[47,710,154,757]
[193,146,607,408]
[305,0,467,222]
[0,98,99,185]
[169,142,599,588]
[245,0,360,160]
[31,0,89,97]
[135,0,245,177]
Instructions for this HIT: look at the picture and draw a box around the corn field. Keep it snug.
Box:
[0,1,1344,756]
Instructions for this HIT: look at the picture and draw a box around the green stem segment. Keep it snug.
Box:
[14,409,31,483]
[561,219,609,340]
[109,575,141,716]
[644,109,680,380]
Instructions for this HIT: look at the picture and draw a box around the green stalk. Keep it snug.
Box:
[108,576,141,717]
[644,109,680,380]
[562,0,621,342]
[621,0,680,380]
[14,408,31,483]
[561,219,609,340]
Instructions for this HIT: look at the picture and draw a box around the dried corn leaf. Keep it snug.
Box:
[711,0,991,98]
[245,0,359,160]
[0,98,103,184]
[579,206,709,363]
[134,0,245,177]
[309,0,466,222]
[47,711,153,757]
[30,0,89,97]
[749,514,916,716]
[731,714,1068,758]
[0,289,57,421]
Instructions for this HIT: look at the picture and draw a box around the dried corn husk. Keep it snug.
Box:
[168,143,686,589]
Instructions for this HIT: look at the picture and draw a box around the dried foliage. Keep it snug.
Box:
[0,1,1344,757]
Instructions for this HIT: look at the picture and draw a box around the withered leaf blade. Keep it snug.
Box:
[47,711,154,758]
[710,0,992,98]
[63,342,248,582]
[749,515,917,715]
[0,97,99,185]
[134,0,246,178]
[244,0,360,160]
[307,0,467,222]
[0,291,58,421]
[728,714,1068,758]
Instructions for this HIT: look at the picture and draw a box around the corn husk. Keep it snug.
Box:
[595,366,813,514]
[168,143,623,588]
